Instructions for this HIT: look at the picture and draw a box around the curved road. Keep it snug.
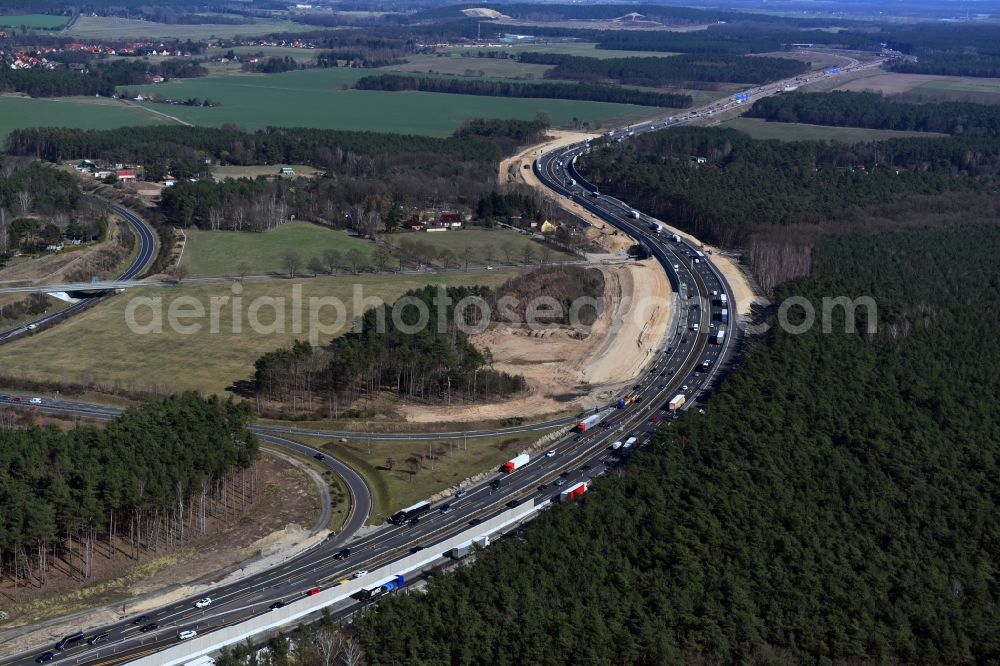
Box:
[0,54,880,665]
[0,202,158,343]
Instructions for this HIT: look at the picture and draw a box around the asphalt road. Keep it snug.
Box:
[0,203,158,343]
[0,54,881,665]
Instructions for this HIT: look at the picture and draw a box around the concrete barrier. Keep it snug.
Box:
[135,500,539,666]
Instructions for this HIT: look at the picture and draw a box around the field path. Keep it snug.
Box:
[122,99,193,126]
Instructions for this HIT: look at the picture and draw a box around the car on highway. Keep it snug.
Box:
[657,384,665,390]
[546,449,556,458]
[0,395,9,402]
[410,545,425,553]
[439,503,452,515]
[490,479,501,490]
[313,453,325,461]
[333,548,351,560]
[194,597,212,608]
[352,570,368,579]
[306,587,321,596]
[506,499,520,508]
[573,435,582,442]
[139,623,158,633]
[178,630,197,640]
[454,489,467,499]
[269,600,286,610]
[131,615,150,625]
[88,632,110,646]
[554,479,567,487]
[35,652,55,663]
[468,517,482,526]
[29,397,42,405]
[682,385,689,391]
[407,516,421,526]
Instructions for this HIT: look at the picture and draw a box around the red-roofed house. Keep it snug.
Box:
[115,169,137,182]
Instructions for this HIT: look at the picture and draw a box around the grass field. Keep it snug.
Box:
[126,68,658,136]
[0,14,67,29]
[180,222,376,276]
[0,271,522,395]
[388,229,576,266]
[0,95,167,142]
[721,117,948,142]
[212,164,320,180]
[297,430,556,522]
[66,15,312,39]
[383,53,554,80]
[444,42,679,59]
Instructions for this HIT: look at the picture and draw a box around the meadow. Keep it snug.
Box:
[0,14,67,30]
[297,430,558,523]
[443,42,680,59]
[179,222,376,277]
[387,228,576,266]
[0,270,522,395]
[720,117,948,142]
[0,95,166,141]
[65,15,312,39]
[127,68,659,135]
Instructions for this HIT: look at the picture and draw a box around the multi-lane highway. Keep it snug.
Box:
[0,54,878,665]
[0,203,158,343]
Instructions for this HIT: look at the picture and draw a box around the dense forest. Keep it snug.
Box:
[253,285,526,409]
[7,125,499,169]
[357,224,1000,664]
[577,126,1000,290]
[0,393,258,593]
[747,91,1000,134]
[888,54,1000,78]
[520,52,809,86]
[354,74,693,108]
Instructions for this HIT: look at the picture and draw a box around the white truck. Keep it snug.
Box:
[668,394,686,411]
[501,454,530,474]
[716,328,725,345]
[621,436,637,451]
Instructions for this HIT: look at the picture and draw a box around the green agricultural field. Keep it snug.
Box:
[0,270,522,396]
[0,95,167,142]
[383,53,554,80]
[126,68,659,135]
[0,14,68,30]
[444,42,679,59]
[180,222,376,277]
[66,15,312,39]
[297,430,557,523]
[224,45,324,63]
[721,117,948,142]
[388,229,576,266]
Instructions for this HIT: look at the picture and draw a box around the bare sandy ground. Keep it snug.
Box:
[399,260,673,422]
[400,130,762,424]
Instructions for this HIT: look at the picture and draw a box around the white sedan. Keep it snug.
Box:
[194,598,212,608]
[178,630,198,640]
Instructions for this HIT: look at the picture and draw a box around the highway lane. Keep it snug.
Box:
[0,55,879,663]
[0,202,158,344]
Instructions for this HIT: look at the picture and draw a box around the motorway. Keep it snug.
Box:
[0,54,878,665]
[0,204,158,343]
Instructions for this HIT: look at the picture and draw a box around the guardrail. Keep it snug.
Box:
[132,501,539,666]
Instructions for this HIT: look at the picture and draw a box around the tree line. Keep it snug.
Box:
[577,126,1000,290]
[6,124,500,169]
[887,54,1000,78]
[0,393,258,593]
[357,223,1000,664]
[253,285,526,410]
[747,91,1000,135]
[354,74,693,108]
[519,52,809,86]
[0,57,206,98]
